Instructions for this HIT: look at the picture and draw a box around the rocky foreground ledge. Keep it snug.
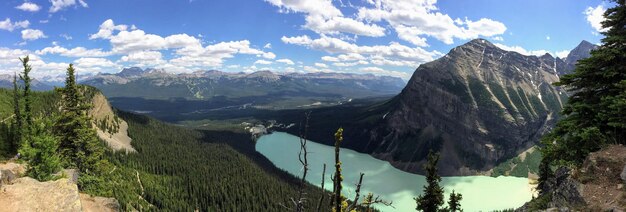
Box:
[517,145,626,211]
[0,162,119,212]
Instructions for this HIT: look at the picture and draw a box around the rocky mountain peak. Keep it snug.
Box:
[117,67,145,77]
[563,40,599,74]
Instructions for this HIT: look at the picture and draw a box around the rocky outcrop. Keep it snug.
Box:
[89,92,136,153]
[518,145,626,211]
[0,177,83,212]
[0,162,120,212]
[546,167,587,208]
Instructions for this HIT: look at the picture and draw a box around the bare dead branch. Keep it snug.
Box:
[346,173,365,212]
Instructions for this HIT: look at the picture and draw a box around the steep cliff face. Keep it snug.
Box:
[348,39,569,175]
[88,91,135,153]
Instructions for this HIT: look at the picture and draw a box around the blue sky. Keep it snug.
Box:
[0,0,609,81]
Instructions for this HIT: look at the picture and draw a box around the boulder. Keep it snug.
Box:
[0,177,82,212]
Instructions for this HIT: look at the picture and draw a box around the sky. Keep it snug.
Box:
[0,0,610,82]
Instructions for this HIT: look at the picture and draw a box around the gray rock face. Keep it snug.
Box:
[349,39,568,175]
[549,167,586,208]
[619,165,626,183]
[562,40,599,74]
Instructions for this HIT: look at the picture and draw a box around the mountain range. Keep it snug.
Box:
[274,39,597,176]
[0,74,54,91]
[79,68,406,112]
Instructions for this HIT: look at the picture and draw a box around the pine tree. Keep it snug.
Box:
[55,64,109,175]
[12,74,22,153]
[446,190,462,212]
[19,56,32,128]
[539,0,626,179]
[415,150,444,212]
[19,118,61,181]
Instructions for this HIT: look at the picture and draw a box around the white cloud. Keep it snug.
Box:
[16,2,41,12]
[120,51,165,67]
[264,43,272,49]
[0,18,30,31]
[50,0,88,13]
[321,56,339,62]
[314,62,328,68]
[264,0,341,19]
[584,4,607,33]
[73,57,119,75]
[0,48,70,82]
[357,0,506,46]
[360,67,410,79]
[74,57,117,68]
[60,34,72,40]
[265,0,385,37]
[262,52,276,59]
[254,59,273,65]
[36,46,112,57]
[555,50,570,59]
[493,43,550,56]
[304,15,386,37]
[546,36,550,40]
[21,29,47,40]
[282,35,439,64]
[276,58,294,65]
[491,36,504,41]
[89,19,128,40]
[332,60,369,67]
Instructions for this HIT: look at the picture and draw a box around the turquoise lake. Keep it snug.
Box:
[256,132,534,212]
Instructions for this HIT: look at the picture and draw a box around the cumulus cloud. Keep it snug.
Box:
[555,50,570,59]
[254,59,273,65]
[16,2,41,12]
[282,35,440,64]
[90,19,128,39]
[0,48,71,82]
[357,1,506,46]
[21,29,47,40]
[584,4,607,33]
[276,58,294,65]
[265,0,385,37]
[36,46,112,57]
[314,62,328,68]
[494,43,551,56]
[50,0,88,13]
[360,67,410,79]
[0,18,30,31]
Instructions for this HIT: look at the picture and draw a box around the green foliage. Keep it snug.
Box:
[19,56,33,128]
[445,190,463,212]
[539,0,626,196]
[19,118,61,181]
[12,74,22,153]
[108,111,330,211]
[55,64,111,175]
[491,149,542,178]
[415,150,445,212]
[468,78,505,117]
